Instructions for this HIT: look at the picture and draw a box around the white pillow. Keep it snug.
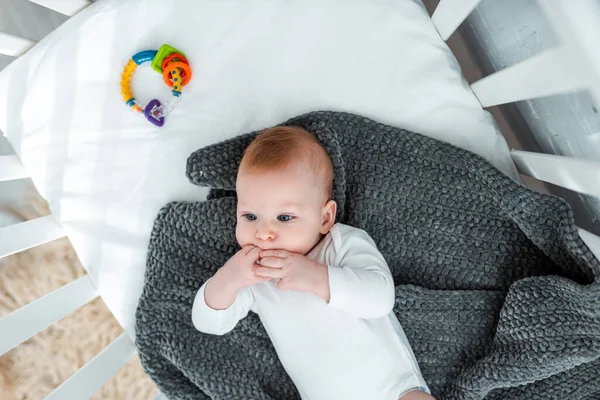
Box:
[0,0,516,337]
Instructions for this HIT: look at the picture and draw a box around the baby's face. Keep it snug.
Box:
[236,164,329,255]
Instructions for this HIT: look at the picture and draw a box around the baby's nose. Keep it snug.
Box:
[256,222,275,241]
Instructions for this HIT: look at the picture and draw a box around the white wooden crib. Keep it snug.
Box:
[0,0,599,398]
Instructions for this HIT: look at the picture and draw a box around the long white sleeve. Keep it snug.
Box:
[191,278,255,335]
[326,225,395,319]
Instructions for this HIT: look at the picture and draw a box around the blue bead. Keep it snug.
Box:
[132,50,158,65]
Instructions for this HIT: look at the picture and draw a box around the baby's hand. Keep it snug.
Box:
[255,250,330,301]
[217,245,272,292]
[204,245,271,310]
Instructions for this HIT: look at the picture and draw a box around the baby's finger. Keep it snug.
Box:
[242,245,257,255]
[257,256,284,268]
[245,246,262,259]
[259,249,289,259]
[254,266,285,279]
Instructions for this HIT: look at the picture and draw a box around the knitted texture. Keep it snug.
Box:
[136,111,600,399]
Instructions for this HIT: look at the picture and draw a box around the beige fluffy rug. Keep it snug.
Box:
[0,195,157,399]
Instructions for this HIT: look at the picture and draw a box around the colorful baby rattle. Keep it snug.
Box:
[120,44,192,127]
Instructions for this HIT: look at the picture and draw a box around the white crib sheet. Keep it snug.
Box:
[0,0,517,338]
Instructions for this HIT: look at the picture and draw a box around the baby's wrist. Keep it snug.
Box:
[205,273,238,310]
[215,267,242,294]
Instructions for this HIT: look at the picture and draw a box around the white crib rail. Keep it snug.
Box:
[510,150,600,198]
[470,46,588,108]
[432,0,600,257]
[45,333,137,400]
[537,0,600,106]
[511,148,600,259]
[0,0,90,58]
[431,0,482,41]
[433,0,600,107]
[579,228,600,262]
[0,275,98,356]
[0,205,140,397]
[0,215,66,258]
[0,155,29,181]
[27,0,91,17]
[0,31,35,57]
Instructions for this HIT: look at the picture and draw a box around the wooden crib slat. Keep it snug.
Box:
[510,150,600,198]
[27,0,91,16]
[0,155,29,181]
[0,216,66,259]
[579,228,600,261]
[431,0,483,41]
[0,31,36,57]
[45,333,137,400]
[0,275,98,356]
[470,46,587,107]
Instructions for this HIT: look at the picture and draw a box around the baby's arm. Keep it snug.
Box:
[192,279,254,335]
[192,245,268,335]
[327,227,395,319]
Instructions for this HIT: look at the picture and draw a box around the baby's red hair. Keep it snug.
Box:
[238,126,334,199]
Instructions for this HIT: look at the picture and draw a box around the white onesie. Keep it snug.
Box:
[192,223,430,400]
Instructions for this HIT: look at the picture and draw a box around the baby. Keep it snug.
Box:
[192,126,433,400]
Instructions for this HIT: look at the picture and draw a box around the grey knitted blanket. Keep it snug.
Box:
[136,111,600,400]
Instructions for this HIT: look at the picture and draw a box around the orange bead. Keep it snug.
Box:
[162,53,188,71]
[162,62,192,88]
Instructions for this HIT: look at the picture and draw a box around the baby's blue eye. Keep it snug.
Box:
[244,214,257,221]
[277,215,293,222]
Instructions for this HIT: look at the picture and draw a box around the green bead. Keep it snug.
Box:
[151,44,187,73]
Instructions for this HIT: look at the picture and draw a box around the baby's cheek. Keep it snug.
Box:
[295,227,323,255]
[235,223,249,248]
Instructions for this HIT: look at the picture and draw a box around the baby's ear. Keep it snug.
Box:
[320,200,337,234]
[186,132,258,189]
